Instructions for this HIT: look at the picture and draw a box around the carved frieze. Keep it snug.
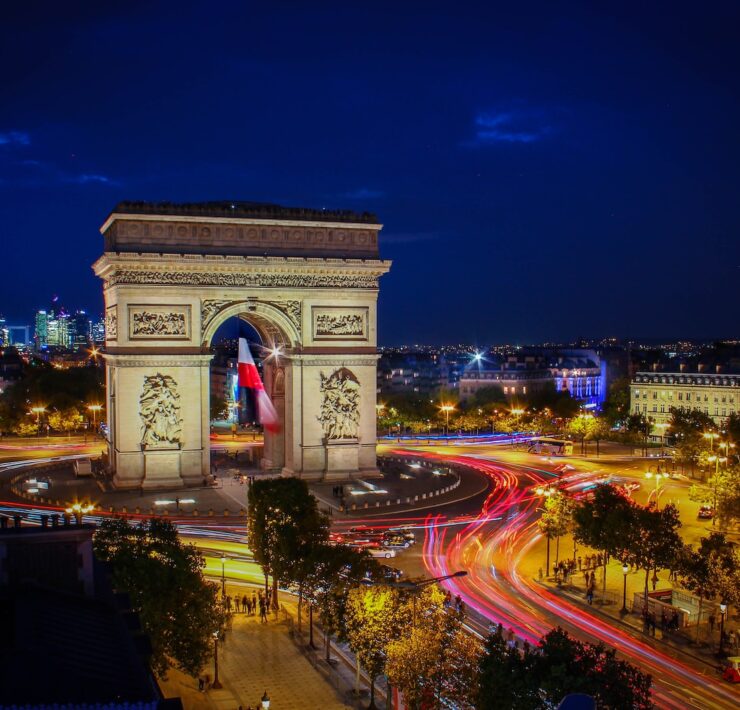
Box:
[200,299,302,338]
[312,306,368,341]
[108,270,379,290]
[129,305,191,340]
[105,307,117,340]
[318,367,361,440]
[140,373,183,449]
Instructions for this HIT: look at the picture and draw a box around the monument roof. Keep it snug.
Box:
[109,200,379,225]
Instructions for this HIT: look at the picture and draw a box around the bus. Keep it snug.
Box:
[528,438,574,456]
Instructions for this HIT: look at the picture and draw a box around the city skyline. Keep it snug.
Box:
[2,3,740,343]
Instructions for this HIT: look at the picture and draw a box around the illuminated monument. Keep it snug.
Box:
[93,202,391,489]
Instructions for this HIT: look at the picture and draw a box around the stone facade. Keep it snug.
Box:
[93,202,390,489]
[630,371,740,430]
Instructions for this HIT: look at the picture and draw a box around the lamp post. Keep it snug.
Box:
[88,404,102,432]
[440,404,454,437]
[30,406,46,436]
[211,631,222,689]
[621,564,629,614]
[220,555,226,597]
[717,603,728,656]
[261,690,270,709]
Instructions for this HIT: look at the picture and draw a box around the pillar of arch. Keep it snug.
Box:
[93,201,391,489]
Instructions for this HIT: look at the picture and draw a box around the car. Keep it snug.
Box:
[721,656,740,683]
[698,506,714,519]
[388,527,416,545]
[382,533,412,549]
[366,546,397,559]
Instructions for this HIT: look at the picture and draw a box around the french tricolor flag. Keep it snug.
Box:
[238,338,280,433]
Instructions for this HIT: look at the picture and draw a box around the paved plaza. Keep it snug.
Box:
[159,588,357,710]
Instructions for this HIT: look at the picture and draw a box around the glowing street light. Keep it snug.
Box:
[220,554,227,596]
[261,690,271,709]
[703,432,719,452]
[440,404,455,437]
[621,563,630,614]
[88,404,103,428]
[211,631,223,689]
[30,406,46,436]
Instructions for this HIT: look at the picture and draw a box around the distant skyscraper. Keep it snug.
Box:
[0,315,6,346]
[91,316,105,343]
[71,310,92,347]
[34,310,49,349]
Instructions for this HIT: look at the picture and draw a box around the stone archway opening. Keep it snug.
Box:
[207,312,289,471]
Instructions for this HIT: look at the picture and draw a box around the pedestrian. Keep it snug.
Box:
[651,571,659,591]
[671,610,679,631]
[226,595,232,612]
[242,594,248,613]
[577,556,582,570]
[251,591,257,614]
[709,613,716,634]
[259,596,267,623]
[198,677,205,692]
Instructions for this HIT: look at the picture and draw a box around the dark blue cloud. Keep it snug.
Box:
[0,131,30,147]
[470,111,552,145]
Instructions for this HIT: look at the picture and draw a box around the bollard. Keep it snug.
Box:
[224,509,229,517]
[121,507,127,514]
[135,507,141,515]
[209,508,214,516]
[193,509,198,516]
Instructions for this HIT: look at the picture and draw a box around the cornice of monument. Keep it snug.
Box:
[92,252,392,288]
[102,200,380,230]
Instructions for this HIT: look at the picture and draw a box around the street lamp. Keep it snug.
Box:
[220,555,227,597]
[703,432,719,452]
[30,406,46,436]
[440,404,455,437]
[88,404,102,430]
[718,603,728,656]
[211,631,222,689]
[261,690,270,709]
[621,563,629,614]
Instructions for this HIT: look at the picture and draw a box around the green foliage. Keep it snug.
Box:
[93,517,228,678]
[386,585,481,710]
[477,625,653,709]
[247,478,329,605]
[0,364,104,433]
[538,491,573,541]
[689,465,740,529]
[572,484,634,560]
[345,585,409,707]
[209,394,229,422]
[47,407,84,432]
[602,377,631,425]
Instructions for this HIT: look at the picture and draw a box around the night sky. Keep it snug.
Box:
[2,2,739,345]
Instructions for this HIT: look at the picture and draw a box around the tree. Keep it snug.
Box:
[93,517,228,678]
[588,417,611,457]
[210,394,229,422]
[689,464,740,529]
[345,585,408,709]
[476,626,653,709]
[47,407,84,433]
[572,484,634,593]
[623,503,682,605]
[304,544,377,656]
[668,409,714,478]
[602,377,631,426]
[247,478,329,610]
[567,414,596,455]
[386,585,481,710]
[678,533,736,642]
[538,491,573,571]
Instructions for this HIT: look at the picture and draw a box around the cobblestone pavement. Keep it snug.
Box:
[159,595,354,710]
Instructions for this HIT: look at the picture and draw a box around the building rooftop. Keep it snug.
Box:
[109,200,379,225]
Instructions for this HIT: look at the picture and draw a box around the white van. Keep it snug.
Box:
[74,458,93,477]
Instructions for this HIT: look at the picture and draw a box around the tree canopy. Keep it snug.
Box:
[93,517,228,678]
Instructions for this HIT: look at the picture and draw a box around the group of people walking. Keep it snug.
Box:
[223,589,271,623]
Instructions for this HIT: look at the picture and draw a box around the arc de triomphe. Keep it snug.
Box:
[93,201,391,489]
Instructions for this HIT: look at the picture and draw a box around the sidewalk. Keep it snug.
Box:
[159,585,358,709]
[526,532,738,670]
